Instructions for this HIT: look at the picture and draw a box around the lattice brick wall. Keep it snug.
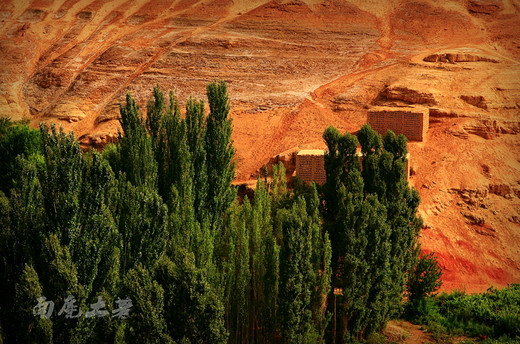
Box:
[296,150,327,185]
[368,108,428,141]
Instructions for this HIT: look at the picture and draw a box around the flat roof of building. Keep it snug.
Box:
[297,149,410,159]
[297,149,325,156]
[368,105,428,113]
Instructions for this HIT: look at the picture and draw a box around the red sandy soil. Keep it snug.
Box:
[1,0,519,293]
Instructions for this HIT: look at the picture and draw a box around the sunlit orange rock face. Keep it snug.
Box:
[1,0,519,293]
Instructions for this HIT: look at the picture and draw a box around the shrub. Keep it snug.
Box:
[407,252,443,302]
[407,285,520,341]
[0,118,41,191]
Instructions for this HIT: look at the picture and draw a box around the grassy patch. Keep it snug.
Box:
[404,284,520,343]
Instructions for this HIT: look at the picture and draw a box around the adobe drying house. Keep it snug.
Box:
[296,149,410,184]
[367,106,429,141]
[296,150,327,185]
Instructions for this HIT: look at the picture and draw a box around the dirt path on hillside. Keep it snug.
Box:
[385,320,435,344]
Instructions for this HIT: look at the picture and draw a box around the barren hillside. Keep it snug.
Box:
[1,0,519,292]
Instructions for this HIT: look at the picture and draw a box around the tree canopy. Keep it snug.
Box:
[0,86,438,343]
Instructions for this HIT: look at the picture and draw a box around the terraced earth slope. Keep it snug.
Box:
[1,0,519,292]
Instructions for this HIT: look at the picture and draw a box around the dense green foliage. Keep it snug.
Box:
[0,84,443,343]
[406,285,520,342]
[407,252,443,302]
[322,125,422,342]
[0,118,41,191]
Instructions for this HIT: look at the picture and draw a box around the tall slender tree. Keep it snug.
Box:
[277,196,318,343]
[205,81,236,232]
[118,93,158,188]
[123,263,172,343]
[185,97,209,225]
[14,264,53,343]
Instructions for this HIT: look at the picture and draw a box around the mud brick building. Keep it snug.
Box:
[296,150,327,184]
[367,106,429,141]
[296,149,410,184]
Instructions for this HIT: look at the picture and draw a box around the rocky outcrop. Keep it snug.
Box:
[450,187,488,208]
[460,209,496,237]
[96,106,120,124]
[50,103,86,123]
[509,215,520,224]
[330,93,364,112]
[489,184,512,198]
[461,210,485,225]
[498,121,520,135]
[374,86,436,106]
[463,121,496,139]
[463,119,520,139]
[79,132,118,150]
[33,69,64,89]
[429,108,458,118]
[466,0,502,16]
[460,95,487,109]
[481,164,492,178]
[5,0,383,129]
[423,53,498,63]
[446,126,469,139]
[428,195,452,215]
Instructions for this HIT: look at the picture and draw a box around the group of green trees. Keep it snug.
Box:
[321,125,425,341]
[0,81,438,343]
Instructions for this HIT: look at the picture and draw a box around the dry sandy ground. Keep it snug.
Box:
[1,0,519,293]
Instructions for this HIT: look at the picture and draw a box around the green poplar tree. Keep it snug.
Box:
[322,124,422,340]
[145,85,180,202]
[359,126,422,318]
[307,183,332,342]
[15,265,53,343]
[277,197,317,343]
[110,177,168,273]
[270,162,289,210]
[14,264,53,343]
[39,123,84,248]
[185,97,208,226]
[118,93,158,188]
[407,252,443,302]
[215,200,251,343]
[154,90,183,204]
[39,233,85,343]
[205,81,236,232]
[123,264,172,343]
[155,251,227,344]
[246,179,273,342]
[75,152,118,297]
[0,118,41,191]
[145,84,166,146]
[322,126,359,229]
[262,230,280,343]
[338,191,391,339]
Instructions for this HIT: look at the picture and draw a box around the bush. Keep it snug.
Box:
[407,252,443,302]
[0,118,41,191]
[406,297,443,323]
